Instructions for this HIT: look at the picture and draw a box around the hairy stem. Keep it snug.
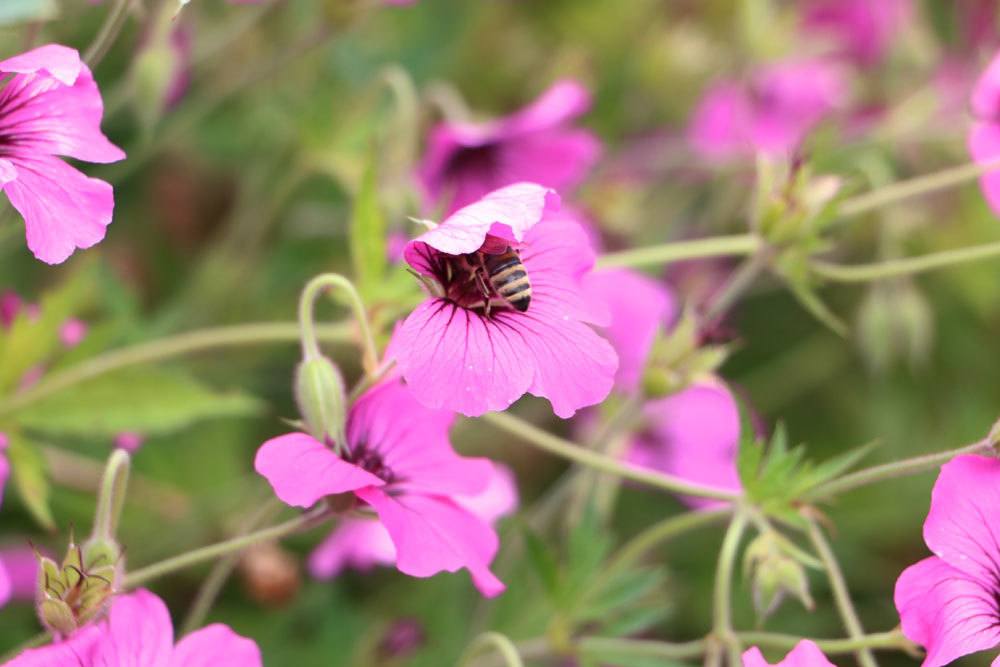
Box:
[298,274,379,373]
[812,240,1000,283]
[0,321,351,417]
[482,412,741,501]
[705,251,770,320]
[807,518,878,667]
[712,511,748,666]
[736,630,915,655]
[84,0,132,67]
[579,636,708,661]
[596,234,762,270]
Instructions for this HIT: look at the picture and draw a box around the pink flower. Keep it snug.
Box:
[391,183,617,418]
[309,463,517,583]
[114,432,145,453]
[0,545,40,603]
[58,318,88,348]
[0,45,125,265]
[968,50,1000,216]
[255,379,507,596]
[742,640,836,667]
[894,454,1000,667]
[3,588,261,666]
[627,379,743,509]
[688,59,848,160]
[418,80,601,212]
[801,0,911,66]
[582,268,676,392]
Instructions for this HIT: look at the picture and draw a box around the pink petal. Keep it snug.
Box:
[496,130,601,192]
[170,624,262,667]
[2,155,115,265]
[501,80,593,136]
[0,557,10,609]
[583,268,675,392]
[357,487,504,597]
[91,589,174,667]
[454,462,519,523]
[972,50,1000,119]
[405,183,559,263]
[308,519,396,579]
[801,0,910,66]
[0,545,41,601]
[348,380,491,497]
[687,81,752,160]
[254,432,384,508]
[923,454,1000,583]
[0,44,82,86]
[3,626,103,667]
[968,121,1000,216]
[742,641,836,667]
[895,556,1000,667]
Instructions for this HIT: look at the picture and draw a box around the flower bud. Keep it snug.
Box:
[36,534,122,637]
[856,279,933,373]
[744,533,814,621]
[238,542,300,607]
[642,310,728,398]
[294,355,348,446]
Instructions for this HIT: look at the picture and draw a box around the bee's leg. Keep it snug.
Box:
[473,271,493,317]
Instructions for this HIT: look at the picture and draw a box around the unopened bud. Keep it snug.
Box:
[239,542,301,607]
[36,534,122,637]
[744,534,814,621]
[642,310,729,398]
[856,280,933,373]
[295,355,348,446]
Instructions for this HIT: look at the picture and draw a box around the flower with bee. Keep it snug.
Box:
[392,182,618,418]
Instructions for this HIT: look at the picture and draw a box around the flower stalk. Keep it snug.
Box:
[298,273,379,376]
[812,240,1000,283]
[711,511,749,666]
[596,234,762,270]
[91,450,130,542]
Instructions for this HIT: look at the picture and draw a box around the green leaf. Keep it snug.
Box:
[14,366,261,438]
[522,527,560,602]
[7,433,55,530]
[349,149,387,299]
[0,0,57,25]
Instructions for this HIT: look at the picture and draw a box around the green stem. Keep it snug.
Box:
[807,438,994,500]
[704,252,769,321]
[838,158,1000,219]
[736,630,914,655]
[578,636,708,661]
[596,235,762,270]
[806,518,878,667]
[458,632,524,667]
[83,0,132,67]
[812,240,1000,283]
[0,321,351,418]
[482,412,741,501]
[712,512,748,666]
[124,508,330,588]
[92,450,131,541]
[298,274,379,374]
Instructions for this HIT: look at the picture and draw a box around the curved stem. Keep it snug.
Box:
[736,630,914,655]
[92,450,131,541]
[603,508,731,579]
[812,240,1000,283]
[83,0,132,67]
[807,437,994,499]
[458,632,524,667]
[482,412,742,501]
[124,507,331,589]
[578,636,708,661]
[298,274,379,374]
[0,321,351,418]
[806,518,878,667]
[596,235,762,270]
[712,512,748,666]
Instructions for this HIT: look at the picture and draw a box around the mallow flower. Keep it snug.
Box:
[0,44,125,264]
[418,80,601,212]
[255,378,507,596]
[968,49,1000,216]
[743,640,836,667]
[309,462,517,583]
[392,183,617,418]
[3,588,261,666]
[895,454,1000,667]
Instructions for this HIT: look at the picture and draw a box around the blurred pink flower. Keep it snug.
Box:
[114,432,145,453]
[801,0,910,66]
[4,588,261,666]
[968,50,1000,216]
[895,455,1000,667]
[255,379,507,596]
[743,640,836,666]
[0,45,125,265]
[392,183,617,418]
[0,291,38,328]
[58,318,88,348]
[627,379,743,509]
[582,268,676,392]
[418,80,601,212]
[309,463,517,583]
[688,59,848,160]
[0,433,8,511]
[0,545,40,603]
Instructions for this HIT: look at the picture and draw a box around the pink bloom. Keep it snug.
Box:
[688,59,848,160]
[4,588,261,666]
[801,0,911,66]
[894,455,1000,667]
[968,50,1000,216]
[0,45,125,265]
[114,431,145,453]
[582,268,676,392]
[392,183,617,418]
[309,463,517,582]
[418,80,601,212]
[627,379,743,509]
[743,640,836,667]
[255,379,507,596]
[0,545,40,602]
[58,318,88,348]
[0,291,38,328]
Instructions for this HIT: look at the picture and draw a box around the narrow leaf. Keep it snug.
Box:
[350,149,387,298]
[7,433,54,530]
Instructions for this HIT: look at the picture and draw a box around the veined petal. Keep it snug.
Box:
[170,624,262,667]
[0,44,81,86]
[3,626,102,667]
[255,432,384,508]
[91,589,174,667]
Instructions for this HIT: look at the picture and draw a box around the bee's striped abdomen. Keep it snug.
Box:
[485,247,532,312]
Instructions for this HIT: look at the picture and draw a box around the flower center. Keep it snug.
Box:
[346,442,396,484]
[443,144,501,183]
[423,248,526,317]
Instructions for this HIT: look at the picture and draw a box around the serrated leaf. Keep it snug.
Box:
[7,433,54,530]
[0,0,57,25]
[800,441,879,498]
[13,366,261,437]
[350,149,387,299]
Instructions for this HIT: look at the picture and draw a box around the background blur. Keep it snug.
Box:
[2,1,1000,665]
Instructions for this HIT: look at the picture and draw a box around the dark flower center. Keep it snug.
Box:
[411,241,525,318]
[346,441,396,484]
[442,144,501,183]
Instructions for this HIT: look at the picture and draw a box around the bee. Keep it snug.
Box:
[483,246,532,313]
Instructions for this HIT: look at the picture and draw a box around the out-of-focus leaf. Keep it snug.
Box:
[350,149,387,299]
[14,366,261,438]
[522,527,560,602]
[7,432,54,530]
[578,639,689,667]
[0,0,56,25]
